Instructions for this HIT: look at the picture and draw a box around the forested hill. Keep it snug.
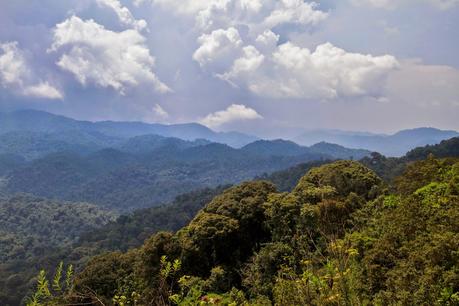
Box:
[0,139,368,212]
[360,136,459,181]
[0,110,258,148]
[265,136,459,191]
[4,137,459,305]
[39,156,459,305]
[0,195,115,305]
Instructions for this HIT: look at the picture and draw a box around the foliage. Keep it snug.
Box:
[3,143,329,212]
[3,136,459,305]
[78,186,229,252]
[0,195,114,306]
[69,158,459,305]
[26,263,74,306]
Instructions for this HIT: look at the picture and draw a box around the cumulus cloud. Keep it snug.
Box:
[352,0,459,10]
[193,27,243,70]
[95,0,147,30]
[146,0,328,34]
[50,16,170,94]
[0,41,63,99]
[0,42,28,87]
[196,37,399,99]
[200,104,263,128]
[196,0,328,35]
[218,45,265,85]
[145,0,211,14]
[188,1,398,101]
[255,30,279,52]
[23,82,64,100]
[153,103,169,119]
[261,0,329,30]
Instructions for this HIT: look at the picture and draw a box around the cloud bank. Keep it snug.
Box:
[0,42,62,99]
[200,104,263,128]
[50,16,170,95]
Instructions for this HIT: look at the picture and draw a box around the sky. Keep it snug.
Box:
[0,0,458,138]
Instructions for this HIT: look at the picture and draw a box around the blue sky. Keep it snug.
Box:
[0,0,458,137]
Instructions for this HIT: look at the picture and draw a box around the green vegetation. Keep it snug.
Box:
[0,187,228,306]
[0,195,115,305]
[2,143,329,212]
[77,186,229,252]
[2,137,459,305]
[360,137,459,181]
[48,157,459,305]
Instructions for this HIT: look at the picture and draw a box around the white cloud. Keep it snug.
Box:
[218,45,265,85]
[50,16,170,94]
[146,0,328,35]
[196,0,328,35]
[95,0,147,30]
[0,41,63,99]
[153,103,169,119]
[23,82,64,99]
[193,27,243,69]
[0,41,29,87]
[262,0,329,30]
[147,0,211,14]
[200,104,263,128]
[352,0,459,10]
[197,40,399,99]
[255,30,280,52]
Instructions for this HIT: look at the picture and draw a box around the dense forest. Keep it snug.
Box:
[0,137,458,305]
[20,137,459,305]
[0,134,369,212]
[0,195,115,305]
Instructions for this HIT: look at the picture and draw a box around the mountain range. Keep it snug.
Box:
[0,139,357,211]
[294,128,459,156]
[0,110,258,148]
[1,110,458,157]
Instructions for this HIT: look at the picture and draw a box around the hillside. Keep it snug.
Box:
[0,110,258,148]
[5,138,459,305]
[0,130,122,160]
[360,136,459,181]
[0,195,115,305]
[76,186,229,253]
[1,144,328,211]
[0,135,373,211]
[46,157,459,305]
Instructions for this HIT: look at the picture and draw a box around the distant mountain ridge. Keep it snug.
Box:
[1,110,456,157]
[0,110,258,148]
[294,127,459,156]
[241,139,370,160]
[0,133,370,211]
[0,110,371,161]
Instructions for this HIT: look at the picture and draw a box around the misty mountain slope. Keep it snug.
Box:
[0,130,122,160]
[295,128,459,156]
[241,139,371,159]
[405,136,459,160]
[1,143,331,211]
[0,110,258,148]
[309,142,371,160]
[117,134,210,154]
[0,129,214,161]
[241,139,311,156]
